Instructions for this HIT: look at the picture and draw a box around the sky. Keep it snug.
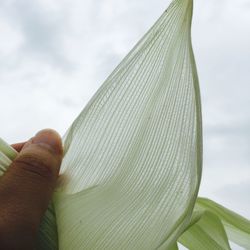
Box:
[0,0,249,246]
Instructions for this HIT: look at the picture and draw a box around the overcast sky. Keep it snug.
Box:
[0,0,249,243]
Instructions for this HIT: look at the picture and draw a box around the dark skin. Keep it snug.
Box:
[0,129,63,250]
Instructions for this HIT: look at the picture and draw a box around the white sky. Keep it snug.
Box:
[0,0,249,230]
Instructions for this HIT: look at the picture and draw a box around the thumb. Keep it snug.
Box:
[0,129,63,249]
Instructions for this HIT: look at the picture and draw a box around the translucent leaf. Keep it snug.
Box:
[0,138,17,175]
[0,0,203,249]
[179,210,231,250]
[54,0,202,249]
[177,198,250,250]
[195,198,250,249]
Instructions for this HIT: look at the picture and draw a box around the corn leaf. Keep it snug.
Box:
[195,198,250,249]
[53,0,202,249]
[0,138,17,172]
[179,210,231,249]
[1,0,203,249]
[177,198,250,250]
[1,0,249,249]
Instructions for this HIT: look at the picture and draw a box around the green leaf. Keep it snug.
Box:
[177,198,250,250]
[179,210,231,250]
[169,243,179,250]
[54,0,202,249]
[0,138,17,167]
[0,139,17,175]
[196,198,250,249]
[0,0,203,249]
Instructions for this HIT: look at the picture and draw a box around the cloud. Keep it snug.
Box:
[0,0,71,69]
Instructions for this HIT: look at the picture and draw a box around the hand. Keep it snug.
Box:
[0,129,63,250]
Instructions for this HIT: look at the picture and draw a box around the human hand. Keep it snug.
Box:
[0,129,63,250]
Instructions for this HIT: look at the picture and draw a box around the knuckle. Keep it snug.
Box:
[13,154,55,181]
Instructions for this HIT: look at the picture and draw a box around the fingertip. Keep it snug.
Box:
[18,129,63,178]
[23,129,63,156]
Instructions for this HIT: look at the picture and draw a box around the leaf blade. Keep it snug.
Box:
[196,198,250,249]
[55,0,203,249]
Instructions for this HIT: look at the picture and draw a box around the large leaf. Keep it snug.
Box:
[54,0,202,249]
[0,0,203,249]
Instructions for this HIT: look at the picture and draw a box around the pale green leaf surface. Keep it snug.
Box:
[0,0,203,249]
[0,151,12,174]
[179,211,231,250]
[53,0,202,249]
[0,138,17,162]
[0,139,17,175]
[196,198,250,249]
[176,198,250,250]
[0,0,249,248]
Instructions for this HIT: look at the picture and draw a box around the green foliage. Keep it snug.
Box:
[0,0,249,249]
